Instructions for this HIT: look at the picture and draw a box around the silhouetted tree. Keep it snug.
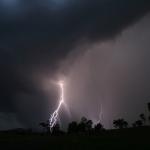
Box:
[147,103,150,112]
[147,103,150,125]
[68,121,78,133]
[94,122,103,132]
[133,120,143,127]
[78,119,86,132]
[81,117,88,123]
[77,117,93,133]
[86,120,93,131]
[132,123,136,128]
[113,118,128,129]
[52,123,61,135]
[123,121,128,128]
[39,122,49,133]
[139,113,146,124]
[148,116,150,124]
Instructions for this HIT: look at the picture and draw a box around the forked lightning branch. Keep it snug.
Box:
[49,81,64,131]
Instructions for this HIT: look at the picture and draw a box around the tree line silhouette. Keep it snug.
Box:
[39,117,104,135]
[39,102,150,135]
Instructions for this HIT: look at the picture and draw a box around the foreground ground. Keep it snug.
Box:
[0,127,150,150]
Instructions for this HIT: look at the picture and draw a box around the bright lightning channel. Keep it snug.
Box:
[49,81,64,132]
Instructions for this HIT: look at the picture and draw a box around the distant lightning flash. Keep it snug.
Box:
[49,81,64,132]
[99,104,103,123]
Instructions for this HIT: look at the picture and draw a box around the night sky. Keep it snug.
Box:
[0,0,150,130]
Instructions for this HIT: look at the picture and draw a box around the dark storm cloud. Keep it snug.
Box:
[0,0,150,128]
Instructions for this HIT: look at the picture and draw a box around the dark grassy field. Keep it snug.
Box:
[0,127,150,150]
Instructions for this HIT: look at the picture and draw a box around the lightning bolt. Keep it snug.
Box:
[99,104,103,122]
[49,81,64,132]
